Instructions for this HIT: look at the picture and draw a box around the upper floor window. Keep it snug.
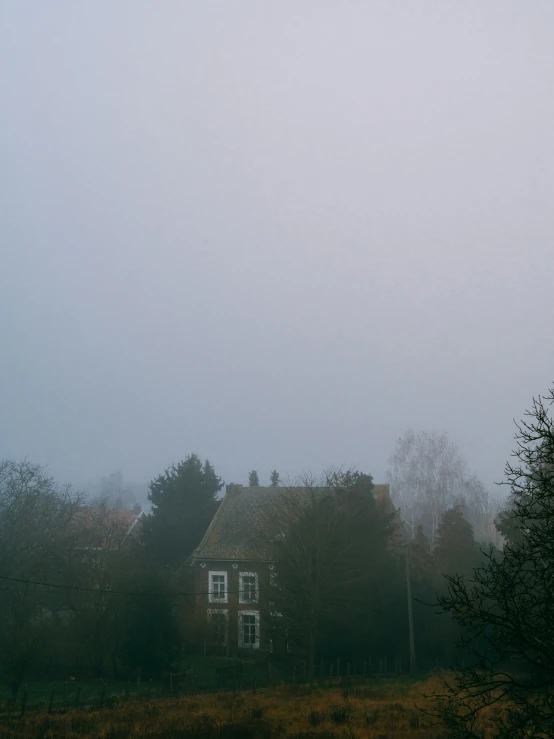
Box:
[209,571,228,603]
[239,572,258,604]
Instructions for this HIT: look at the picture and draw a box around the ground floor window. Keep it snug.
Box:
[238,610,260,649]
[207,609,228,646]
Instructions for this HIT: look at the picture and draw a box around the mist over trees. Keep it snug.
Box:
[387,429,501,545]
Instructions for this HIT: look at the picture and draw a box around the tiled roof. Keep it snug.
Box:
[193,484,392,562]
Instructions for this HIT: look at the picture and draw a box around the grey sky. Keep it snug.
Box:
[1,2,553,496]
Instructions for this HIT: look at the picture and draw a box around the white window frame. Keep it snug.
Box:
[239,571,259,604]
[238,610,260,649]
[208,570,228,603]
[207,608,229,646]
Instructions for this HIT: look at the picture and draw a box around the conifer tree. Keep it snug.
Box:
[142,454,222,568]
[248,470,260,487]
[270,469,280,487]
[433,506,477,580]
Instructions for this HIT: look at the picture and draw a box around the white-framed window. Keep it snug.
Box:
[208,571,228,603]
[207,608,228,646]
[238,610,260,649]
[239,572,258,604]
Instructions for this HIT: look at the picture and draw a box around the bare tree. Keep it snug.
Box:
[427,384,554,739]
[387,430,493,544]
[0,460,83,699]
[65,499,140,677]
[254,469,391,679]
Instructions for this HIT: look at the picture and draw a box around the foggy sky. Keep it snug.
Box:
[2,2,553,497]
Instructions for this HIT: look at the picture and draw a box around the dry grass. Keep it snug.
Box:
[0,676,447,738]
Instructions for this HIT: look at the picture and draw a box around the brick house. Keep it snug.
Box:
[188,483,392,655]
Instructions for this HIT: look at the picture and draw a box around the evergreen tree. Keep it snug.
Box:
[433,505,477,580]
[248,470,260,487]
[142,454,222,569]
[409,524,433,582]
[270,469,280,487]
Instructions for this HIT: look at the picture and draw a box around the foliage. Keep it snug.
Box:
[0,460,83,698]
[270,470,280,487]
[387,430,499,544]
[427,384,554,739]
[433,506,478,581]
[142,454,222,569]
[0,676,444,738]
[259,469,400,676]
[248,470,260,487]
[119,571,181,678]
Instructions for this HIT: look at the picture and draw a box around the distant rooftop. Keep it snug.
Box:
[193,483,391,562]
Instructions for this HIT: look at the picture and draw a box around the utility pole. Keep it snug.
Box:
[405,536,416,673]
[400,511,417,673]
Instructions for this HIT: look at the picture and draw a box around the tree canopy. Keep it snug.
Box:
[142,454,222,569]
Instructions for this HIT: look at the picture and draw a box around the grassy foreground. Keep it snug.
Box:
[0,676,446,738]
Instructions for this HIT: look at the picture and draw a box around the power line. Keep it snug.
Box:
[0,574,270,600]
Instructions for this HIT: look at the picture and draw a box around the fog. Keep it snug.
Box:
[2,2,553,496]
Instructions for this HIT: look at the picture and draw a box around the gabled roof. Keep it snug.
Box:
[193,483,392,562]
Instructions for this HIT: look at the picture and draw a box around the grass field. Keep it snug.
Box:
[0,675,446,738]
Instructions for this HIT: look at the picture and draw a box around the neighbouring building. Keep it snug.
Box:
[187,483,392,655]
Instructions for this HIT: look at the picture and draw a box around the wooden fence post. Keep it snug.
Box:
[48,688,55,714]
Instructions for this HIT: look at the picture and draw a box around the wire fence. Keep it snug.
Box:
[0,653,458,719]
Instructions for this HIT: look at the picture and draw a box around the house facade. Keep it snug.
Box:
[188,483,392,655]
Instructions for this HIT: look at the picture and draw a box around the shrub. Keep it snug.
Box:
[308,709,324,726]
[329,705,350,724]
